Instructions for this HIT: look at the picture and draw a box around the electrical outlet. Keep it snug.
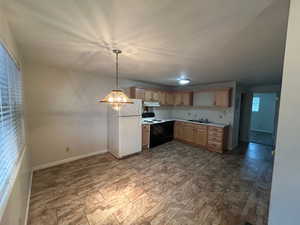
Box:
[65,147,70,152]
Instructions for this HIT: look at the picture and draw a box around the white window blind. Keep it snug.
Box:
[0,43,25,206]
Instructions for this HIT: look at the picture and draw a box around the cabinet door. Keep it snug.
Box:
[174,122,184,140]
[144,90,153,101]
[152,91,160,101]
[174,123,180,139]
[174,92,182,106]
[182,124,194,143]
[142,125,150,149]
[207,126,225,153]
[182,92,193,106]
[135,88,145,100]
[159,91,167,105]
[194,126,207,146]
[166,92,174,105]
[215,89,231,107]
[193,91,215,107]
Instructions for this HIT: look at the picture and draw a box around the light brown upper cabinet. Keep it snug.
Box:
[127,87,145,100]
[144,90,153,101]
[193,88,231,108]
[173,92,193,106]
[193,91,215,107]
[135,88,145,100]
[182,92,193,106]
[152,91,160,102]
[166,92,174,105]
[174,92,182,106]
[159,91,167,105]
[215,88,231,107]
[128,87,225,108]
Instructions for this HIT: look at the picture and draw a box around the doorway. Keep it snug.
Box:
[248,93,278,146]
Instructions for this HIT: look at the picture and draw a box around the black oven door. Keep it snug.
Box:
[150,121,174,148]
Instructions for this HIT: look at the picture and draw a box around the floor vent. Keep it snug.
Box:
[245,223,253,225]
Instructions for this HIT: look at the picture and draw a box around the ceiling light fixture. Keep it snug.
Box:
[98,49,133,110]
[178,78,191,85]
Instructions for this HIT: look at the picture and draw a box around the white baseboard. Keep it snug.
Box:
[32,149,107,171]
[250,128,273,134]
[24,170,33,225]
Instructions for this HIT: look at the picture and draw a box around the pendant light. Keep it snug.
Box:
[99,49,133,110]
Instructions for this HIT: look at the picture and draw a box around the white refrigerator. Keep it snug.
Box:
[107,99,142,158]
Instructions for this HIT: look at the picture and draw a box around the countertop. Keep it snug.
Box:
[142,118,229,128]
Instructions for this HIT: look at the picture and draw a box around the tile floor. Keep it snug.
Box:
[249,131,274,147]
[28,141,273,225]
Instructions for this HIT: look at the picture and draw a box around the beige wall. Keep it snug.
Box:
[268,1,300,225]
[0,4,32,225]
[23,62,169,169]
[24,63,113,168]
[0,5,20,64]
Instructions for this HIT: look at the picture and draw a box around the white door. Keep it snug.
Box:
[118,116,142,157]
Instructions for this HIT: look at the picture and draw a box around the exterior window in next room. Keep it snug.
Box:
[252,96,260,112]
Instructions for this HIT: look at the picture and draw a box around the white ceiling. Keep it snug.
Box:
[4,0,290,86]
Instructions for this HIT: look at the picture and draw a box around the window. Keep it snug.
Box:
[252,96,260,112]
[0,43,25,207]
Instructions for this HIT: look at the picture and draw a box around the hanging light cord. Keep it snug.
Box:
[116,51,118,89]
[113,49,121,90]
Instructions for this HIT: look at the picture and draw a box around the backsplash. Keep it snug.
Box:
[153,107,233,125]
[151,107,172,119]
[170,107,233,125]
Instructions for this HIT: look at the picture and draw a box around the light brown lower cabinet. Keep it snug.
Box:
[174,121,228,153]
[182,123,194,143]
[142,124,150,150]
[174,121,183,139]
[207,126,228,153]
[194,125,207,147]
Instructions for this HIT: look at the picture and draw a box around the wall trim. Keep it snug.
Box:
[24,171,33,225]
[32,149,108,171]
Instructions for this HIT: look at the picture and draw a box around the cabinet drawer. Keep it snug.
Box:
[207,142,223,152]
[193,124,207,131]
[184,123,195,128]
[175,121,185,126]
[208,130,223,138]
[208,126,224,133]
[208,135,223,143]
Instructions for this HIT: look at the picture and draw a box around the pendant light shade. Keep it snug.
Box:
[99,49,133,110]
[100,89,133,110]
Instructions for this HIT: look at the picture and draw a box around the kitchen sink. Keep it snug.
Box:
[188,119,210,124]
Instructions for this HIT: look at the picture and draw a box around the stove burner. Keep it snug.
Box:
[143,119,164,124]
